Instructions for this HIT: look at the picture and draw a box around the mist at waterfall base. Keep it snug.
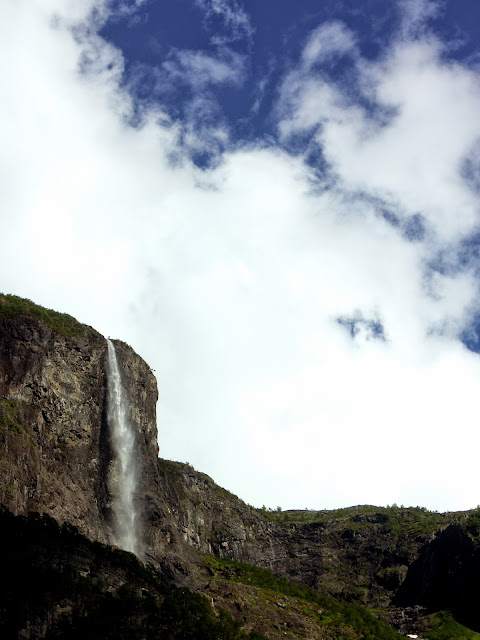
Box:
[4,0,480,514]
[106,340,139,555]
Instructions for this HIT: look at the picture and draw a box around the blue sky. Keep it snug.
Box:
[98,0,480,165]
[2,0,480,512]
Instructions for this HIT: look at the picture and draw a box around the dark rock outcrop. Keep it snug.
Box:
[395,523,480,631]
[0,508,265,640]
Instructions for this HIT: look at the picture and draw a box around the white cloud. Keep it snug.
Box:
[279,33,480,243]
[2,0,480,514]
[302,21,357,69]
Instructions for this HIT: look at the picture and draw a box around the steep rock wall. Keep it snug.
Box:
[0,313,161,553]
[0,315,110,541]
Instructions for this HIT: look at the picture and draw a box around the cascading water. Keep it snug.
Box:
[106,339,138,555]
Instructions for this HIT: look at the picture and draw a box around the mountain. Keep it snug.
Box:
[1,293,480,640]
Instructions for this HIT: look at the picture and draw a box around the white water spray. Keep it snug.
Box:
[106,339,138,555]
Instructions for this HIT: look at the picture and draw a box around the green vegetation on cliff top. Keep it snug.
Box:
[255,503,466,535]
[256,503,449,523]
[0,293,100,338]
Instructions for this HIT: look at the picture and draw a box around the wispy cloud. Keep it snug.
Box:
[119,47,246,163]
[163,48,246,88]
[398,0,443,39]
[301,21,357,69]
[194,0,254,44]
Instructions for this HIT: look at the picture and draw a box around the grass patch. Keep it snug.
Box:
[426,611,480,640]
[0,293,101,339]
[0,398,24,435]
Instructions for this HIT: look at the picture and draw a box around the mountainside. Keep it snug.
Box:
[1,294,480,640]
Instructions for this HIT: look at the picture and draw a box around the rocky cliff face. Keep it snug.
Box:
[0,314,110,541]
[0,304,159,554]
[154,461,455,605]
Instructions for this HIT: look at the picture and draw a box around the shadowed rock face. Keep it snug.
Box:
[395,523,480,631]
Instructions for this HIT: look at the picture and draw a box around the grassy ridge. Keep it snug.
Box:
[205,556,403,640]
[0,293,100,338]
[254,504,465,538]
[426,611,480,640]
[256,504,450,524]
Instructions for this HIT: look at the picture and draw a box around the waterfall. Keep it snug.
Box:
[106,339,138,555]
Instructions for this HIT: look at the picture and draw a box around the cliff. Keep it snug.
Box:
[1,294,480,639]
[0,301,109,540]
[0,297,159,551]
